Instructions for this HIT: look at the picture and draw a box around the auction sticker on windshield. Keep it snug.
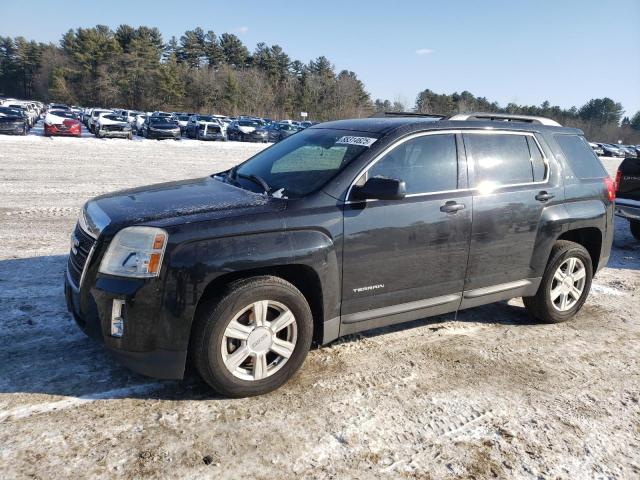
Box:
[336,136,377,147]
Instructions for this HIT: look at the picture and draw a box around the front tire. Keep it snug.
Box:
[523,240,593,324]
[191,276,313,397]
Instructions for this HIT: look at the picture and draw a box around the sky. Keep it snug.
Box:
[2,0,639,116]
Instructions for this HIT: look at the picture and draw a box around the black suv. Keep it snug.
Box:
[65,113,614,397]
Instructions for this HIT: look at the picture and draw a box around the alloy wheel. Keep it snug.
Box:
[221,300,297,381]
[550,257,586,311]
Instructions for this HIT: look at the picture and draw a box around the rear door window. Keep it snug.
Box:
[554,134,607,179]
[464,133,538,187]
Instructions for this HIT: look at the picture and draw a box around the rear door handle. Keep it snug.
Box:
[535,191,555,202]
[440,201,465,213]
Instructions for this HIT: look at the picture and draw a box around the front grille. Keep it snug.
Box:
[67,223,96,287]
[103,125,123,132]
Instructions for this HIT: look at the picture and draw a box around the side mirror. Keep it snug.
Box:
[351,177,407,201]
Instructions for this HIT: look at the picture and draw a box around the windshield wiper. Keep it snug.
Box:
[228,168,272,195]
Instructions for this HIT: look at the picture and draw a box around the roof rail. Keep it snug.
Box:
[448,112,562,127]
[373,111,446,120]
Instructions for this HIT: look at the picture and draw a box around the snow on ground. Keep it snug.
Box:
[0,127,639,479]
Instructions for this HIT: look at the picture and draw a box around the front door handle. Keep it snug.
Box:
[535,191,555,202]
[440,201,465,213]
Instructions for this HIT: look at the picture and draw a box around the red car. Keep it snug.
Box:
[44,110,82,137]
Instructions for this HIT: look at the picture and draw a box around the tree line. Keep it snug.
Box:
[0,24,638,142]
[404,89,640,143]
[0,25,370,121]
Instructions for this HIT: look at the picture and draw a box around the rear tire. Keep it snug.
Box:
[523,240,593,324]
[630,220,640,240]
[191,276,313,397]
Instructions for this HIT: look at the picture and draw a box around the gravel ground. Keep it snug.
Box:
[0,126,639,479]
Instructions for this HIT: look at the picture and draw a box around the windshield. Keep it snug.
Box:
[0,107,21,115]
[239,120,260,127]
[104,115,126,121]
[150,117,172,124]
[178,115,190,121]
[198,115,215,122]
[50,110,77,119]
[228,128,379,197]
[279,124,299,131]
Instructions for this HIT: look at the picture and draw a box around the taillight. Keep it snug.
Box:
[604,177,616,201]
[615,168,622,192]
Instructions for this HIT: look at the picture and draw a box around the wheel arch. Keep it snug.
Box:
[193,264,326,346]
[532,200,609,276]
[557,227,603,271]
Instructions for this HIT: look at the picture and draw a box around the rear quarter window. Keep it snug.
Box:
[554,134,607,179]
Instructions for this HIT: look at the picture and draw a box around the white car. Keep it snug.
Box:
[134,114,148,134]
[88,109,112,133]
[174,114,191,134]
[95,113,133,139]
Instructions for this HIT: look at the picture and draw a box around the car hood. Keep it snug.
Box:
[90,176,282,231]
[99,118,128,126]
[0,114,23,123]
[238,125,256,133]
[45,112,78,125]
[149,123,179,130]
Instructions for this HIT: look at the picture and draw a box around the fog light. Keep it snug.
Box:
[111,299,125,337]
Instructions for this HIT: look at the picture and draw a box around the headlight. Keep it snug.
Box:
[99,226,168,278]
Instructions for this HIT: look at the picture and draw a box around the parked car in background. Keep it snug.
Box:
[95,113,133,139]
[6,104,35,127]
[597,143,625,157]
[618,145,638,158]
[134,114,148,134]
[0,106,28,135]
[227,119,269,142]
[151,111,173,119]
[140,116,181,140]
[267,122,302,142]
[44,109,82,137]
[48,103,70,112]
[300,121,318,129]
[589,142,604,156]
[0,105,30,128]
[88,109,112,133]
[174,114,191,135]
[185,114,226,141]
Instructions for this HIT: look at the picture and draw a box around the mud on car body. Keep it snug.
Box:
[65,112,614,397]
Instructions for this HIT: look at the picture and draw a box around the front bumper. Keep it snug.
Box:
[615,198,640,221]
[197,131,225,140]
[0,123,26,134]
[148,129,180,139]
[98,129,131,138]
[45,124,81,136]
[247,133,268,142]
[64,267,187,379]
